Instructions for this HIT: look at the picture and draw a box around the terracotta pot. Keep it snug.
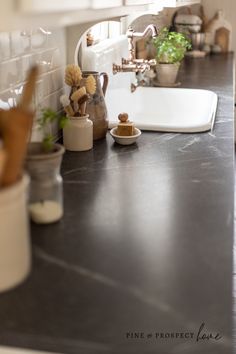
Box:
[156,62,181,86]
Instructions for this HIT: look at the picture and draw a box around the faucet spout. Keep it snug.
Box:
[127,24,158,62]
[113,24,158,74]
[127,24,158,39]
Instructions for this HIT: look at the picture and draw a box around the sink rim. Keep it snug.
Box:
[107,86,218,133]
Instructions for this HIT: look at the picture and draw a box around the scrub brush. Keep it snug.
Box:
[85,75,96,95]
[71,87,87,113]
[65,64,82,87]
[80,95,90,116]
[71,86,87,102]
[60,94,74,117]
[71,87,90,116]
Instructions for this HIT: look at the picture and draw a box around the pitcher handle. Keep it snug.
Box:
[99,72,109,96]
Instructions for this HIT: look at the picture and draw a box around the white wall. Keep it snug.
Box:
[202,0,235,53]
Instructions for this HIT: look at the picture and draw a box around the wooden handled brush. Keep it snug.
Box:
[0,65,39,187]
[0,148,7,182]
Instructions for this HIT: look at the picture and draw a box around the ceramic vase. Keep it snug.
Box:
[82,71,109,140]
[0,175,31,293]
[63,114,93,152]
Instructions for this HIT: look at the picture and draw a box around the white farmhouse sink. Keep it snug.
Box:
[107,87,218,133]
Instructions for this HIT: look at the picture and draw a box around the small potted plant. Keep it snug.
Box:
[153,27,191,86]
[25,108,67,224]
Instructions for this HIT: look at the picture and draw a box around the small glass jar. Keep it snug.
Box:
[25,143,65,224]
[63,114,93,151]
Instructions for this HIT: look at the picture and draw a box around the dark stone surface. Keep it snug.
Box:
[0,54,234,354]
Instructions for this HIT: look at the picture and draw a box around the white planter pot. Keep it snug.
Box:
[0,175,31,293]
[63,115,93,152]
[156,62,181,86]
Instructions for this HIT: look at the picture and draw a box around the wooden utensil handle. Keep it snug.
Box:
[1,109,34,187]
[20,65,39,111]
[0,148,7,184]
[0,65,39,187]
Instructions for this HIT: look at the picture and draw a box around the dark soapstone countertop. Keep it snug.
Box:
[0,54,234,354]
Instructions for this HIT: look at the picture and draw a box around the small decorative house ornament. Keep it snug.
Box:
[117,113,135,136]
[205,10,232,53]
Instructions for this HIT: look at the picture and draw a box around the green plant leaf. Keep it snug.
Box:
[39,108,58,125]
[59,116,69,129]
[37,107,68,153]
[153,27,191,64]
[42,134,54,153]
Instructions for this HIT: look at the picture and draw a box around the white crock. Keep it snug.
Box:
[0,175,31,293]
[63,115,93,152]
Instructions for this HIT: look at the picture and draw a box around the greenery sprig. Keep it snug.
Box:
[37,108,68,152]
[153,27,191,64]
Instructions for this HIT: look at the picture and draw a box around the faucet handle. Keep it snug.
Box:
[113,63,120,75]
[122,58,130,65]
[148,59,157,67]
[127,26,134,38]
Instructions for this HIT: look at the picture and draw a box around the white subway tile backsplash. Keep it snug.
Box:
[19,30,32,52]
[0,58,22,90]
[50,68,64,93]
[21,54,31,81]
[9,84,23,107]
[10,31,27,57]
[51,117,59,138]
[0,89,12,110]
[32,51,51,74]
[51,48,62,68]
[39,89,64,115]
[0,28,65,140]
[31,29,49,49]
[35,78,48,105]
[0,32,11,61]
[41,48,62,71]
[31,123,43,142]
[50,89,64,112]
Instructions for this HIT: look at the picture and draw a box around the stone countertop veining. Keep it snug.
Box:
[0,54,234,354]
